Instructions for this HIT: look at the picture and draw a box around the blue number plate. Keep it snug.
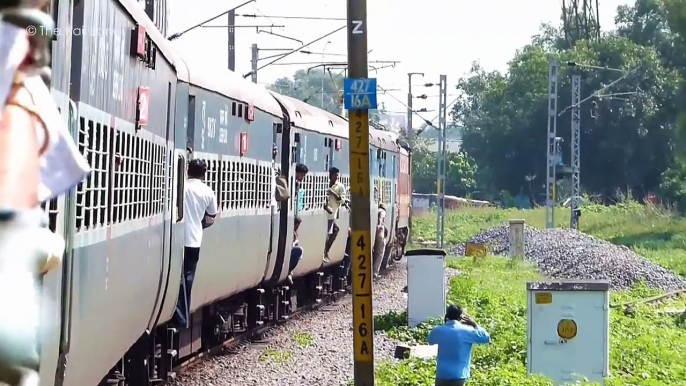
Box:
[343,78,378,110]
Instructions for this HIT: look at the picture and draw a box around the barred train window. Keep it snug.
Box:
[75,119,110,230]
[76,117,168,231]
[110,131,165,223]
[166,149,173,211]
[194,157,273,211]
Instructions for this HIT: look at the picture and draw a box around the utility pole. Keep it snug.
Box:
[436,75,447,249]
[251,43,258,83]
[570,74,581,229]
[406,73,424,148]
[345,0,375,383]
[228,10,236,70]
[545,61,559,229]
[406,72,423,245]
[227,10,237,70]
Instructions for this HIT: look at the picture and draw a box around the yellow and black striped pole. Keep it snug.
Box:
[346,0,374,384]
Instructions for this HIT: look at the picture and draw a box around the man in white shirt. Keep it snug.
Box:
[323,167,346,263]
[175,158,217,327]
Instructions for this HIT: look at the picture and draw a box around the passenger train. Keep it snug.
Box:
[39,0,412,385]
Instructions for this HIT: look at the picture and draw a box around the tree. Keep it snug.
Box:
[451,3,683,201]
[270,69,387,119]
[411,138,477,196]
[270,69,345,115]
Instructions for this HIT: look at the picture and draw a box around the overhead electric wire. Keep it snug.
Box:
[378,85,462,133]
[237,13,346,21]
[266,60,398,66]
[558,65,640,116]
[377,85,436,127]
[243,25,346,78]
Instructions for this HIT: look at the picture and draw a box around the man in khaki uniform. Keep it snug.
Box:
[323,167,346,263]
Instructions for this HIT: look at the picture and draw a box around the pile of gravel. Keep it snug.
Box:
[452,224,686,291]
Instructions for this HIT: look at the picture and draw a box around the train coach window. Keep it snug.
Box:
[167,149,173,212]
[249,162,257,207]
[151,143,165,215]
[176,155,185,222]
[200,158,219,202]
[257,163,270,208]
[75,119,111,232]
[232,102,237,116]
[219,159,229,210]
[238,104,243,119]
[229,161,237,209]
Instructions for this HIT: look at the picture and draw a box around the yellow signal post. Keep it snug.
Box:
[345,0,375,384]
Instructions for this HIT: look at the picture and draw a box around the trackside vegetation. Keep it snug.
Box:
[372,203,686,386]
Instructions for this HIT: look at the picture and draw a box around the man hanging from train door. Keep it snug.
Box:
[323,167,346,263]
[175,158,217,327]
[287,163,308,285]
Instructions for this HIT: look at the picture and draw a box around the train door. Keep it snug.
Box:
[148,82,174,329]
[53,99,80,386]
[265,123,280,268]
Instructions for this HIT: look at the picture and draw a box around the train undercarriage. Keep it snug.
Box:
[98,224,407,386]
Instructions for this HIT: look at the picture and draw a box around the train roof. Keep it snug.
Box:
[119,0,189,81]
[178,60,283,117]
[370,128,399,152]
[269,92,348,138]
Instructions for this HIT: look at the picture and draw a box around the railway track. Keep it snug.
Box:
[612,288,686,309]
[172,266,398,381]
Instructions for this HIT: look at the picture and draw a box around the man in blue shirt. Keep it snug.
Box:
[427,305,491,386]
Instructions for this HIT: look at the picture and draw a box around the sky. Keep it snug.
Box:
[168,0,631,129]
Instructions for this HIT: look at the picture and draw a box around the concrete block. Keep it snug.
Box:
[394,344,438,360]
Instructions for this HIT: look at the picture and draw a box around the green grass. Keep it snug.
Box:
[413,201,686,276]
[291,331,315,347]
[373,202,686,386]
[259,348,292,363]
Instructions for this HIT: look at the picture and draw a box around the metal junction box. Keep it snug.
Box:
[527,280,610,385]
[405,248,447,328]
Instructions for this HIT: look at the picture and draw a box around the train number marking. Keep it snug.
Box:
[218,128,228,144]
[201,101,206,149]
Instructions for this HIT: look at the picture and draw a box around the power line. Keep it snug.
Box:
[378,85,461,132]
[265,60,398,66]
[237,13,346,21]
[244,25,346,78]
[377,85,431,124]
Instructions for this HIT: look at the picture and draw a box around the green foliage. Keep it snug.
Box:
[414,201,686,275]
[450,0,686,201]
[377,205,686,385]
[374,311,442,344]
[411,138,478,196]
[376,202,686,385]
[291,331,314,347]
[268,69,387,121]
[259,348,291,363]
[269,69,345,115]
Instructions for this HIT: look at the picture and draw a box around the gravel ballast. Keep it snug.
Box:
[172,262,459,386]
[452,224,686,291]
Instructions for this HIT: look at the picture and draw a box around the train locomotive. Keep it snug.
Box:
[39,0,412,385]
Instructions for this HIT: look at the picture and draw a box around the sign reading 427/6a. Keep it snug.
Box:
[344,77,378,110]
